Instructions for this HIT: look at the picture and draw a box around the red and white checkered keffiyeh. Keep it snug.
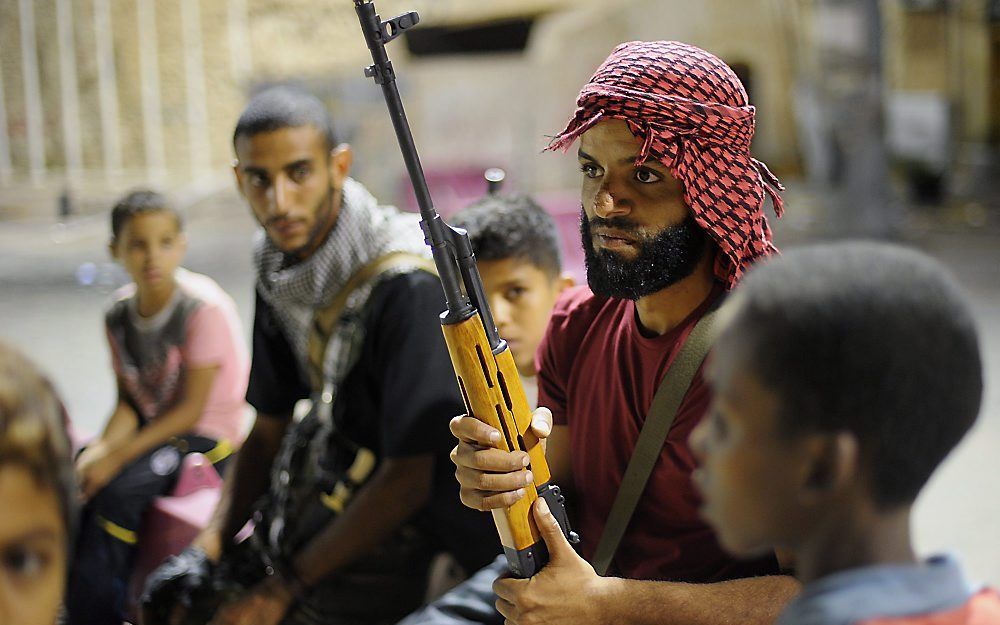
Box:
[547,40,784,288]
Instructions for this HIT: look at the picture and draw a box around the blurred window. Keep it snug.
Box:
[405,18,535,56]
[901,0,946,11]
[729,62,754,104]
[992,22,1000,143]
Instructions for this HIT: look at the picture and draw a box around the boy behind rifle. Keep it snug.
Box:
[450,193,573,407]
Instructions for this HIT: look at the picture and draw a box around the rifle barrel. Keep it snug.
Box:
[354,0,471,321]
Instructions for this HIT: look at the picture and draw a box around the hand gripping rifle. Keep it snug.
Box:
[354,0,579,578]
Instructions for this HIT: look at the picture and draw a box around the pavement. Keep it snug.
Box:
[0,184,997,584]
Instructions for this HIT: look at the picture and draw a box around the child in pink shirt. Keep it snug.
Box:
[66,190,249,625]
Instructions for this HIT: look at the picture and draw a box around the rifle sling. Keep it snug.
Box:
[590,306,720,577]
[307,252,437,391]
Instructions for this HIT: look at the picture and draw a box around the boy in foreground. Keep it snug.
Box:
[690,241,1000,625]
[0,342,77,625]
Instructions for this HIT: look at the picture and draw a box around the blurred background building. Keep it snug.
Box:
[1,0,997,224]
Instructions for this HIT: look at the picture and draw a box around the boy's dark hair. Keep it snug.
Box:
[0,342,77,545]
[233,86,338,151]
[452,194,562,278]
[110,189,182,240]
[723,241,982,509]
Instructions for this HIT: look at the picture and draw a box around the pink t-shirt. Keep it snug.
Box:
[106,269,249,446]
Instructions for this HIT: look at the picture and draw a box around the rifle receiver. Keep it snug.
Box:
[353,0,578,577]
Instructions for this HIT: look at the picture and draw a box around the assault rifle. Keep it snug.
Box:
[353,0,578,578]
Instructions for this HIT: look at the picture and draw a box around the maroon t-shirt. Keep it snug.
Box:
[537,285,778,582]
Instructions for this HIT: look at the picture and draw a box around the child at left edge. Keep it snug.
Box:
[65,189,250,625]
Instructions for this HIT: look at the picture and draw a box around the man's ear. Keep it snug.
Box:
[232,159,246,199]
[108,239,118,261]
[799,431,860,503]
[329,144,353,189]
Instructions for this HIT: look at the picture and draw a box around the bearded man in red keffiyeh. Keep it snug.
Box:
[420,41,799,625]
[548,39,785,297]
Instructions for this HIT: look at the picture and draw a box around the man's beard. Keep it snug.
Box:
[287,186,338,259]
[580,207,707,300]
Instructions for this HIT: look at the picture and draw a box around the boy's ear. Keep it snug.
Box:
[799,431,861,502]
[329,144,353,189]
[556,272,575,293]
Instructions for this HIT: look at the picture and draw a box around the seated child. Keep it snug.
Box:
[451,193,573,405]
[66,189,250,625]
[690,241,999,625]
[0,341,77,625]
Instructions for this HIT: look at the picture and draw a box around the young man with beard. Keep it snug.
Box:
[140,86,498,625]
[401,41,798,625]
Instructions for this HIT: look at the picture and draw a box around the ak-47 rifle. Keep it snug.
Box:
[353,0,578,578]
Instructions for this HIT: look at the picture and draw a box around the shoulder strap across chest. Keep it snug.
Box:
[306,251,437,391]
[591,305,720,576]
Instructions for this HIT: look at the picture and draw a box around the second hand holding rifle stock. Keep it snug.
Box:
[353,0,578,578]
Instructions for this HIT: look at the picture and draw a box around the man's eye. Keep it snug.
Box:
[249,174,269,188]
[291,165,311,183]
[579,163,602,179]
[634,168,662,184]
[3,547,47,579]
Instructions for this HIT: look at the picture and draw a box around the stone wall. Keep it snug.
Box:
[1,0,993,205]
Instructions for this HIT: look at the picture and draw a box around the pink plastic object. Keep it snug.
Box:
[127,453,223,612]
[170,452,223,496]
[395,168,587,285]
[398,166,501,218]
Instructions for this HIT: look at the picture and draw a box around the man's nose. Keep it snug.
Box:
[267,176,292,218]
[593,179,631,219]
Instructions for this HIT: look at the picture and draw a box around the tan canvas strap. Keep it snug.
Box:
[306,252,437,391]
[591,306,720,576]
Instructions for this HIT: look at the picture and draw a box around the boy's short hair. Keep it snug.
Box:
[723,241,982,509]
[453,194,562,278]
[233,85,338,152]
[110,189,183,240]
[0,342,77,543]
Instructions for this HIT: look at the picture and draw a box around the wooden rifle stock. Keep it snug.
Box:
[353,0,577,578]
[441,313,551,574]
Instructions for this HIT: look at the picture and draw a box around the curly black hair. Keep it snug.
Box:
[722,241,983,509]
[452,194,562,278]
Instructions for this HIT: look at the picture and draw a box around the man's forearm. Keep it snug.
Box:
[292,454,434,587]
[596,575,799,625]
